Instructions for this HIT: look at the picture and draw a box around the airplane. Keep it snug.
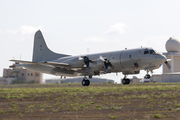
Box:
[10,30,170,86]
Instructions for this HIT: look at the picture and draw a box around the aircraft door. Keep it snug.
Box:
[120,51,136,71]
[131,50,140,70]
[137,50,142,67]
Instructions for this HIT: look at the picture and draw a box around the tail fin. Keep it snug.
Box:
[32,30,70,62]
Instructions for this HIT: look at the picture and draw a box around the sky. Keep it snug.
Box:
[1,0,180,83]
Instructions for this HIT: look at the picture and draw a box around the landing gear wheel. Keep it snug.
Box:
[86,80,90,86]
[122,79,130,85]
[122,79,126,85]
[82,79,86,86]
[145,74,151,79]
[81,79,90,86]
[126,79,130,84]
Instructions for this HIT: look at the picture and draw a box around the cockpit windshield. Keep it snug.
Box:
[144,49,156,54]
[149,49,156,54]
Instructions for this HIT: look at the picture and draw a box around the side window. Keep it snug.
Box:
[36,73,39,77]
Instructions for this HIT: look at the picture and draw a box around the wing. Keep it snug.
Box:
[10,60,70,67]
[42,61,69,67]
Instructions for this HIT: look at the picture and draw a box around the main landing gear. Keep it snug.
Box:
[82,77,90,86]
[122,75,130,85]
[122,78,130,85]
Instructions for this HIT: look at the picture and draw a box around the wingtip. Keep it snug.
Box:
[9,59,15,62]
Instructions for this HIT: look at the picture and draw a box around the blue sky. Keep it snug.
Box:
[1,0,180,82]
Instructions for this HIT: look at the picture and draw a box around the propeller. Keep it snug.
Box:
[79,56,93,73]
[99,55,114,74]
[104,59,114,73]
[79,56,83,60]
[165,61,171,69]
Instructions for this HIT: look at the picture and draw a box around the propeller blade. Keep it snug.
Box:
[79,56,83,60]
[99,55,105,61]
[166,59,171,62]
[83,56,93,73]
[104,60,109,73]
[165,61,171,69]
[99,54,115,74]
[109,62,114,69]
[103,60,114,74]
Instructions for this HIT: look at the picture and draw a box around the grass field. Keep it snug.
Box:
[0,83,180,120]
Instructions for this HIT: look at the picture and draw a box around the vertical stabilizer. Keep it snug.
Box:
[32,30,69,62]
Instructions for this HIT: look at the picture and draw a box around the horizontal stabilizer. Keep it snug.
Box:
[10,60,36,64]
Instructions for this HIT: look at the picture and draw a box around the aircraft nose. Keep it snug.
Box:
[158,54,166,63]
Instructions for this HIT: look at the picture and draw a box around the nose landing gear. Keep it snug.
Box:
[144,70,151,79]
[144,74,151,79]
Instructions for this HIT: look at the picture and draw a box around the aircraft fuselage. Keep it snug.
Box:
[24,48,166,77]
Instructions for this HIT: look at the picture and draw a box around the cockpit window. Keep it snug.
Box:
[149,49,156,54]
[144,49,149,54]
[144,49,156,54]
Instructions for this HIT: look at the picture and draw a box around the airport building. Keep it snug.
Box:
[0,68,42,84]
[153,37,180,82]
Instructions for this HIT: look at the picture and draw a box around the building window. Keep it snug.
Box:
[36,73,39,77]
[22,73,24,76]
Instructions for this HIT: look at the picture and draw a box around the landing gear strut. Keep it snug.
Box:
[122,75,130,85]
[81,77,90,86]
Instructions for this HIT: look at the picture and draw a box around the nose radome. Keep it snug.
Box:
[159,54,166,63]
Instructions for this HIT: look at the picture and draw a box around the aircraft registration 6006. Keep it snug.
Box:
[10,30,170,86]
